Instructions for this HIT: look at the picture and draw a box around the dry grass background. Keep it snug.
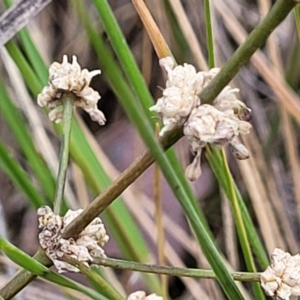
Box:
[0,0,299,299]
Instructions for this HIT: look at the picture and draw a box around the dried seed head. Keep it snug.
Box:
[38,206,109,273]
[150,57,252,180]
[37,55,106,125]
[127,291,163,300]
[184,104,251,181]
[261,248,300,300]
[150,58,206,136]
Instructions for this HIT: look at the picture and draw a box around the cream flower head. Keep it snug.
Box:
[38,206,109,273]
[184,104,251,180]
[150,57,204,136]
[150,56,252,181]
[261,248,300,300]
[37,55,106,125]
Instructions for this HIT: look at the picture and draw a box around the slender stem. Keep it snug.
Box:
[221,150,265,300]
[0,94,74,298]
[93,257,261,282]
[204,0,215,68]
[154,123,167,298]
[204,0,260,293]
[200,0,296,103]
[203,1,261,296]
[53,93,74,214]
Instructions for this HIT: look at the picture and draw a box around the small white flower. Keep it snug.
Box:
[127,291,163,300]
[37,55,106,125]
[261,248,300,300]
[184,105,251,181]
[38,206,109,273]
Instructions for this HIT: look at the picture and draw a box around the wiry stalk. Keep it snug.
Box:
[53,93,74,215]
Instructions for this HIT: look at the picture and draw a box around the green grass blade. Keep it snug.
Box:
[0,140,45,208]
[3,0,48,83]
[76,0,211,236]
[0,237,111,300]
[0,79,56,203]
[83,267,124,300]
[204,0,215,68]
[5,41,41,95]
[206,147,269,268]
[18,29,49,85]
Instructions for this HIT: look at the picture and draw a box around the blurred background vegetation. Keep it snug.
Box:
[0,0,299,299]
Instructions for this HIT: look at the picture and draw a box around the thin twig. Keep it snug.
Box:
[154,123,167,298]
[93,257,261,283]
[131,0,172,58]
[200,0,297,104]
[53,93,74,215]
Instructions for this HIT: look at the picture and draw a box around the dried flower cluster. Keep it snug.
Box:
[127,291,163,300]
[37,55,106,125]
[150,57,252,181]
[38,206,109,273]
[261,248,300,300]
